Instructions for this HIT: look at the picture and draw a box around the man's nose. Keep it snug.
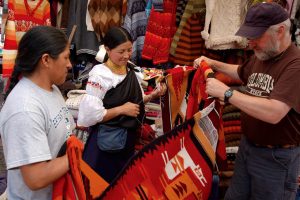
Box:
[248,39,257,48]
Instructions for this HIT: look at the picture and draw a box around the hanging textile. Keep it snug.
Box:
[67,0,99,56]
[291,0,299,19]
[60,0,71,28]
[49,0,58,27]
[171,12,205,66]
[88,0,123,40]
[122,0,147,65]
[2,0,51,78]
[175,0,189,27]
[185,61,227,170]
[161,66,194,133]
[99,112,215,200]
[169,0,205,56]
[141,0,177,65]
[201,0,248,50]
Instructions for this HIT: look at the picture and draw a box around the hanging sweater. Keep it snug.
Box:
[175,0,189,27]
[67,0,99,56]
[169,0,205,56]
[141,0,177,65]
[201,0,248,50]
[172,12,205,66]
[122,0,147,65]
[2,0,51,77]
[87,0,123,40]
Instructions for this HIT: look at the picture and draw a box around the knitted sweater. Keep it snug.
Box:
[67,0,99,56]
[88,0,123,40]
[172,12,205,66]
[201,0,247,50]
[169,0,205,56]
[2,0,51,77]
[122,0,147,64]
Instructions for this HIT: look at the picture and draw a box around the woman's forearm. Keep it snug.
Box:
[20,154,69,190]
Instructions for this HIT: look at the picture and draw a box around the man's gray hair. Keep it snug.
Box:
[268,19,291,34]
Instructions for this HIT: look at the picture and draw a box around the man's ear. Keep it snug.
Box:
[278,25,285,36]
[41,53,51,68]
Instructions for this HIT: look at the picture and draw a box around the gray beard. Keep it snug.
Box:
[254,49,279,61]
[254,38,281,61]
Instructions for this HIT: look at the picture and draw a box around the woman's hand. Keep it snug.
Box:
[121,102,140,117]
[152,82,167,99]
[143,82,167,103]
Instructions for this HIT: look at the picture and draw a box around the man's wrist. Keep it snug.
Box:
[224,88,234,103]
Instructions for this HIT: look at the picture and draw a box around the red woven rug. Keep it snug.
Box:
[99,112,215,200]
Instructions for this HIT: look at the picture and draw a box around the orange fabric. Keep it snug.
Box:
[67,135,86,200]
[3,0,51,77]
[80,159,109,198]
[223,126,242,134]
[52,173,76,200]
[53,135,109,200]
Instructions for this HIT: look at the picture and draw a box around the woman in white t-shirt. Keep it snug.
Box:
[0,26,75,199]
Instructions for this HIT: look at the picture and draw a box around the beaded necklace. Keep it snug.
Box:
[105,59,127,75]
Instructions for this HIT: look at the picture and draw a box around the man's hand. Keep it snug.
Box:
[194,56,214,69]
[206,78,230,102]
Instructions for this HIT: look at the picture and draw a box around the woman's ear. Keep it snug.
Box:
[41,53,51,68]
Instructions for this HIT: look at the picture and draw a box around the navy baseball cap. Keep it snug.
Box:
[235,2,289,39]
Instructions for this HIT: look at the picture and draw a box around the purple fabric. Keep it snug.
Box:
[0,171,7,195]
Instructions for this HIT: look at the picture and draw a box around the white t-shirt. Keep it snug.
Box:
[77,63,144,127]
[0,78,75,200]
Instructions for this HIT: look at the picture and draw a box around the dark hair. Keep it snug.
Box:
[102,27,132,62]
[5,26,69,99]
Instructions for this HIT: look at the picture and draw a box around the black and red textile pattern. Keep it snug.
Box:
[99,116,214,200]
[162,66,194,133]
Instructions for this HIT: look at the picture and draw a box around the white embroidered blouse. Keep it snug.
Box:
[77,63,144,127]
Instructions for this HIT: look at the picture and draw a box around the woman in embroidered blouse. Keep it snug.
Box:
[77,27,165,183]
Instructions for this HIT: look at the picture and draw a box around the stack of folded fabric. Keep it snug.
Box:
[222,104,242,151]
[219,103,242,195]
[65,90,86,119]
[145,102,161,121]
[222,104,241,172]
[65,90,89,144]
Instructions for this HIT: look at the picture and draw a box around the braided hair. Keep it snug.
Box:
[5,26,68,100]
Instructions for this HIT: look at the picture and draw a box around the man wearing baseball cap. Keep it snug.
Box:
[194,2,300,200]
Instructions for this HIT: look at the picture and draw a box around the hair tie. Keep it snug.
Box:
[95,44,107,63]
